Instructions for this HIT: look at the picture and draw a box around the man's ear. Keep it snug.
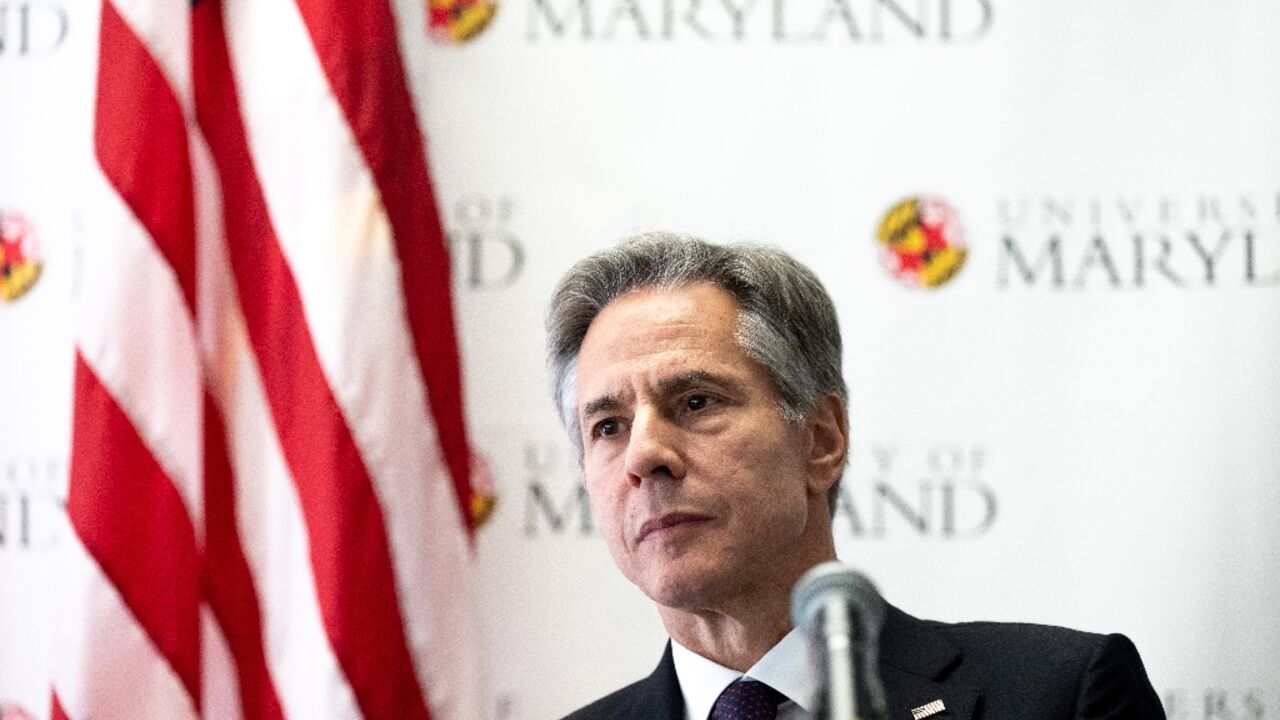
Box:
[805,393,848,496]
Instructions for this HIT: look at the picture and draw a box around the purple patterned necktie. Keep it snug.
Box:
[709,679,788,720]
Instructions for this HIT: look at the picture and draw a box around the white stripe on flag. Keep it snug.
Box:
[79,166,204,538]
[201,604,245,720]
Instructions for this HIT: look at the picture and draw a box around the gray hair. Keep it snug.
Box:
[545,231,848,506]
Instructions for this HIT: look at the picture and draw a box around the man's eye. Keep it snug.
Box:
[686,394,712,411]
[593,419,621,438]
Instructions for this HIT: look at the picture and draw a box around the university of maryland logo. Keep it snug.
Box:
[0,211,44,303]
[876,196,968,289]
[427,0,497,43]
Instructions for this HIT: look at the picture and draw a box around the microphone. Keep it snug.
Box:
[790,562,888,720]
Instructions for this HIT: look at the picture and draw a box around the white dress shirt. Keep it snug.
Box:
[671,628,818,720]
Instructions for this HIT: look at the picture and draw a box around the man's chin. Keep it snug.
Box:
[636,570,729,613]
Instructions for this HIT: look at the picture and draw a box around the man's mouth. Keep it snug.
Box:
[636,512,712,544]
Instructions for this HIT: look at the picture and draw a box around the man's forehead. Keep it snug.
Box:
[583,284,740,343]
[579,288,739,362]
[574,285,751,411]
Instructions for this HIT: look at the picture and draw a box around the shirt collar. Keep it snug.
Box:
[671,628,817,720]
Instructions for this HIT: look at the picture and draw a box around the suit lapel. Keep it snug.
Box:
[878,606,980,720]
[627,643,685,720]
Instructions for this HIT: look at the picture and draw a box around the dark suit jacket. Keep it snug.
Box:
[562,606,1165,719]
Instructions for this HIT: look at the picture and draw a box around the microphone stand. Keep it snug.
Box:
[791,562,888,720]
[821,593,858,720]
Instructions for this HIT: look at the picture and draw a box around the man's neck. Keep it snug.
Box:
[660,601,794,671]
[658,545,837,671]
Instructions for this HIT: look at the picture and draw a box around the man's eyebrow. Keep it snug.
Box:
[579,371,739,418]
[580,395,621,420]
[656,370,739,397]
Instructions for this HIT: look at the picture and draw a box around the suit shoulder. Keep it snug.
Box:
[926,618,1126,679]
[560,678,649,720]
[931,618,1109,662]
[917,619,1163,717]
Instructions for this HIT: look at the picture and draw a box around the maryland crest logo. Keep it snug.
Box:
[427,0,497,43]
[876,196,967,289]
[0,211,44,303]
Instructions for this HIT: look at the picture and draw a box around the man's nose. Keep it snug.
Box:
[623,408,685,485]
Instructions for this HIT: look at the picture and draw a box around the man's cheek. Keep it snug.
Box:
[584,486,611,530]
[586,491,625,548]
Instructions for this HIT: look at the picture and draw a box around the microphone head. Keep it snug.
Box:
[790,562,889,720]
[790,561,885,631]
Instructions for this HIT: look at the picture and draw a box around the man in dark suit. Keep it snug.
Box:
[545,233,1164,719]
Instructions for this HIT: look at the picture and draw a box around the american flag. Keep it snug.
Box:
[52,0,486,718]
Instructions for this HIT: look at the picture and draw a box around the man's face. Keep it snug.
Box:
[574,282,824,612]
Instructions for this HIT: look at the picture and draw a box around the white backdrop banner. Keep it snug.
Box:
[2,0,1278,718]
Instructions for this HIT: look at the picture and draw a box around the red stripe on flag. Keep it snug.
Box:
[49,690,69,720]
[293,0,475,534]
[93,0,197,311]
[67,353,202,705]
[191,4,431,719]
[202,398,287,720]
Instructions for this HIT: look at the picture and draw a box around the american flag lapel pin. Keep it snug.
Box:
[910,699,946,719]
